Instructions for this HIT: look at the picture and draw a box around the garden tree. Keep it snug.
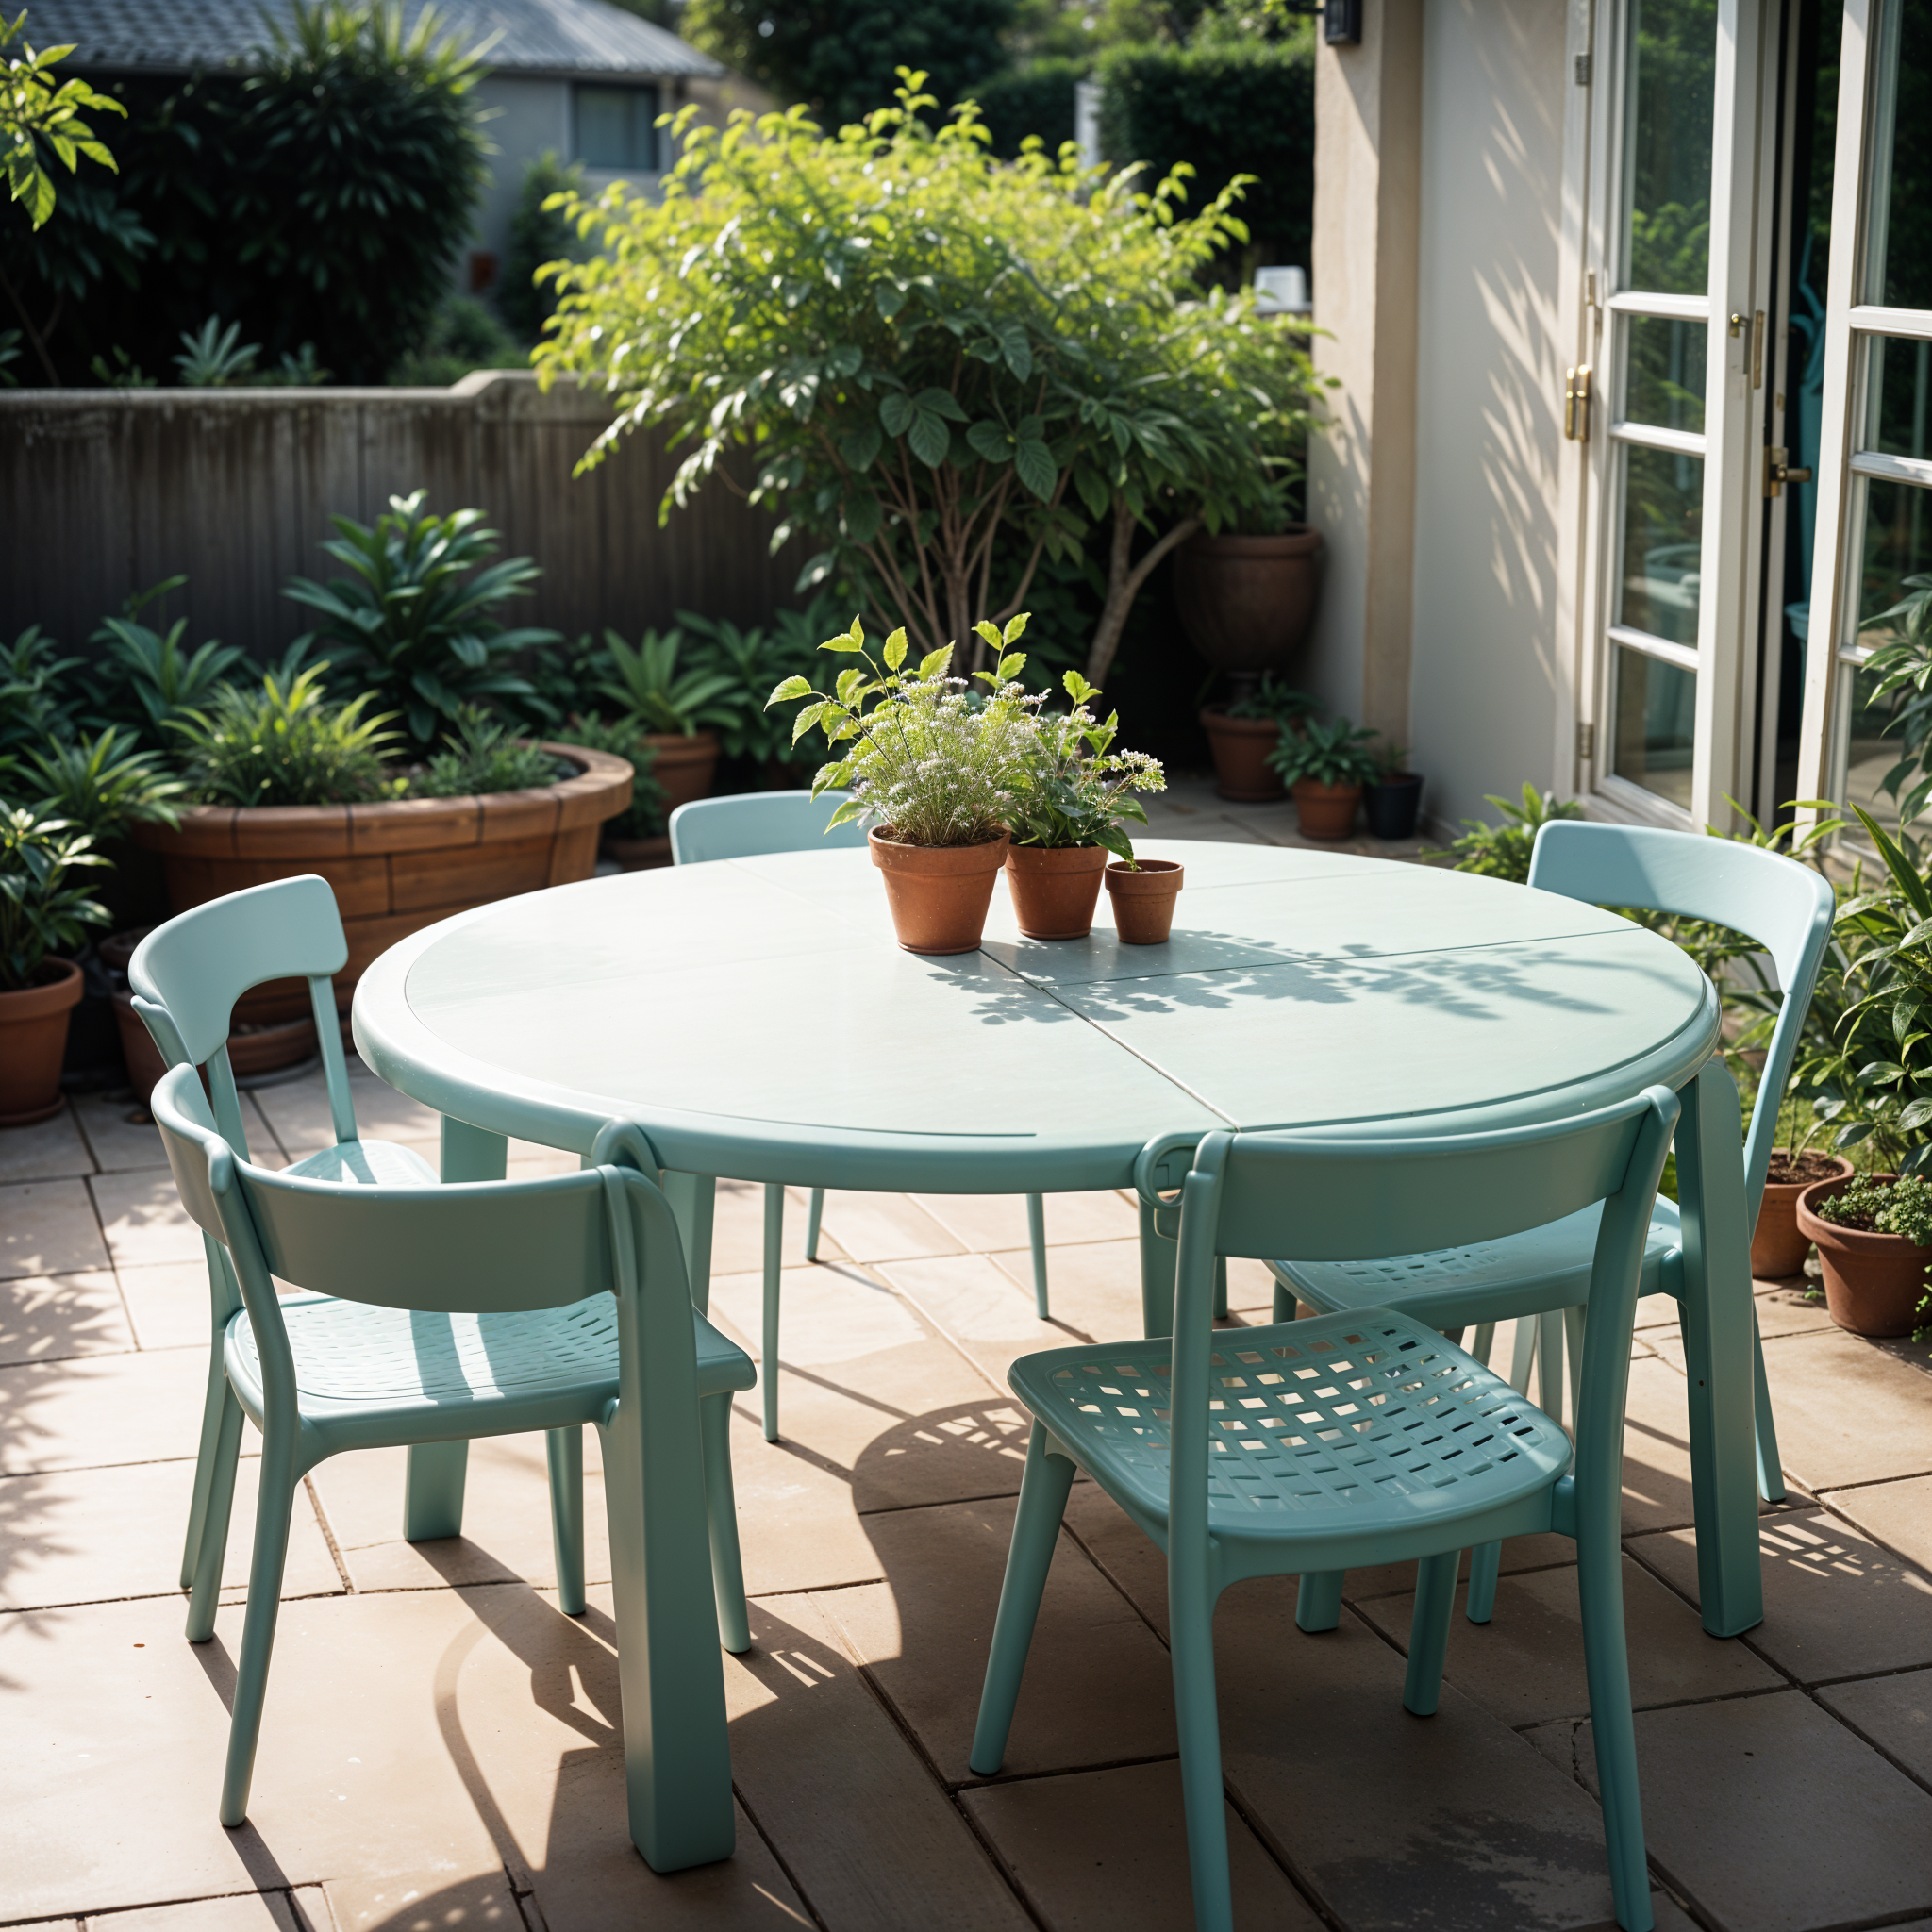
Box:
[683,0,1019,130]
[540,77,1321,683]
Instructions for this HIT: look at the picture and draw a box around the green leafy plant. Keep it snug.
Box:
[0,624,83,756]
[174,315,258,387]
[1007,668,1163,861]
[387,294,525,386]
[559,710,666,839]
[14,726,185,841]
[678,600,844,767]
[595,627,739,740]
[284,491,559,754]
[258,341,329,387]
[1268,713,1381,789]
[89,343,154,387]
[1,8,124,230]
[498,150,584,343]
[1221,674,1315,725]
[769,611,1043,846]
[1427,783,1588,883]
[411,707,571,798]
[1374,741,1412,779]
[1811,1171,1932,1241]
[171,664,400,808]
[90,579,249,750]
[1855,574,1932,824]
[0,805,108,989]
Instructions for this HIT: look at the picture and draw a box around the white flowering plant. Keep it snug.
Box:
[1007,670,1165,865]
[767,612,1043,848]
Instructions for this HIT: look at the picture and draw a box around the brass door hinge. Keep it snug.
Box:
[1576,720,1596,761]
[1564,364,1592,441]
[1764,447,1814,497]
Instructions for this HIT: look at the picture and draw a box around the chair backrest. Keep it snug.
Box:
[669,790,865,864]
[128,874,358,1158]
[1162,1086,1679,1553]
[1527,820,1837,1210]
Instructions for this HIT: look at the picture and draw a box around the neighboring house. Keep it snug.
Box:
[1307,0,1915,849]
[27,0,761,297]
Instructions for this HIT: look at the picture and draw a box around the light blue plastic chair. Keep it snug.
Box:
[973,1086,1679,1932]
[129,876,450,1593]
[670,789,1056,1437]
[1271,822,1836,1624]
[150,1060,753,1852]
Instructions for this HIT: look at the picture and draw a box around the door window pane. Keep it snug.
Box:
[1842,656,1909,837]
[1861,336,1932,460]
[1614,647,1698,807]
[1624,316,1707,432]
[575,86,659,171]
[1618,444,1705,645]
[1623,0,1718,295]
[1857,475,1932,627]
[1863,0,1932,310]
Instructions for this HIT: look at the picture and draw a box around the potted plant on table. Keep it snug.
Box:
[1006,671,1165,941]
[1269,714,1382,841]
[768,614,1041,955]
[1363,741,1425,841]
[1198,675,1314,804]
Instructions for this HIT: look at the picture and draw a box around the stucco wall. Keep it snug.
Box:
[1406,0,1570,825]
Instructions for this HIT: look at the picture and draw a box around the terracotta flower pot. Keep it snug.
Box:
[605,833,673,872]
[1795,1173,1930,1338]
[1105,859,1185,944]
[0,958,85,1125]
[1006,844,1110,940]
[1174,528,1325,676]
[1363,773,1424,841]
[646,732,721,816]
[1291,779,1362,841]
[1198,707,1287,803]
[1751,1150,1855,1278]
[870,829,1011,954]
[110,991,318,1106]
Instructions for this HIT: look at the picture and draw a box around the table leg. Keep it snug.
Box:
[659,1171,717,1316]
[1672,1059,1764,1637]
[1140,1198,1177,1339]
[403,1116,511,1540]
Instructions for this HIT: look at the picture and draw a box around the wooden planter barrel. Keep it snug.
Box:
[131,742,632,1020]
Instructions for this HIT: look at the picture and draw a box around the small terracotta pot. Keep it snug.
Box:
[1795,1173,1931,1338]
[1198,708,1286,803]
[1006,844,1110,940]
[0,958,85,1125]
[645,732,720,815]
[606,833,673,872]
[1291,779,1362,841]
[1105,859,1185,944]
[1751,1151,1855,1278]
[870,829,1011,954]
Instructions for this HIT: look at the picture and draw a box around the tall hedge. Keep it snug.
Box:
[1097,35,1313,271]
[974,58,1083,158]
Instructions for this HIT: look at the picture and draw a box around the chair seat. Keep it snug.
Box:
[1273,1195,1683,1330]
[1008,1307,1573,1556]
[224,1292,755,1440]
[286,1138,439,1188]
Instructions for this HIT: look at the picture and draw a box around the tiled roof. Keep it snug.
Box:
[25,0,724,77]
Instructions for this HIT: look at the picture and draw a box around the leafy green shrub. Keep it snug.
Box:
[0,806,110,989]
[1427,783,1587,883]
[559,711,666,838]
[172,665,399,807]
[1222,674,1314,724]
[0,626,85,758]
[174,316,260,387]
[974,58,1083,158]
[285,491,559,754]
[388,296,527,387]
[89,580,250,752]
[498,152,585,343]
[1269,714,1380,789]
[1812,1172,1932,1242]
[595,629,738,739]
[12,728,185,842]
[680,599,845,767]
[412,708,572,798]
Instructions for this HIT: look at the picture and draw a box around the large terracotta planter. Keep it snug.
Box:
[1006,844,1109,940]
[1105,859,1185,944]
[646,732,720,816]
[131,742,631,1018]
[1752,1150,1855,1278]
[606,833,673,872]
[1199,708,1287,803]
[870,830,1010,954]
[0,958,85,1125]
[1291,779,1362,841]
[1795,1173,1930,1338]
[1174,528,1325,677]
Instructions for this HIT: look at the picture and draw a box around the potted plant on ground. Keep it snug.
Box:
[594,626,737,813]
[561,714,670,869]
[1795,1171,1932,1337]
[1269,714,1382,841]
[1362,741,1425,841]
[1198,675,1313,804]
[1006,670,1165,940]
[768,613,1041,955]
[0,808,109,1124]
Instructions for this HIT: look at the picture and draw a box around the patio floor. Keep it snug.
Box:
[4,785,1932,1932]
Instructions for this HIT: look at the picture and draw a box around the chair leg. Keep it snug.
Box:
[1752,1315,1787,1504]
[180,1344,231,1589]
[1578,1515,1654,1930]
[547,1426,586,1617]
[1025,1192,1051,1320]
[185,1387,245,1644]
[219,1432,299,1826]
[1404,1549,1459,1715]
[1507,1312,1537,1391]
[1212,1255,1228,1321]
[699,1392,751,1653]
[970,1423,1077,1774]
[1564,1305,1588,1432]
[1171,1561,1234,1932]
[1538,1309,1567,1429]
[804,1185,824,1263]
[1294,1569,1344,1633]
[761,1183,784,1442]
[403,1440,469,1541]
[1468,1321,1496,1367]
[1465,1541,1501,1624]
[1273,1276,1295,1323]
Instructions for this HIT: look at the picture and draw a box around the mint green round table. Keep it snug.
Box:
[352,840,1762,1862]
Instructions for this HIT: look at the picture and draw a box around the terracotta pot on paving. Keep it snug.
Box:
[870,829,1011,954]
[0,958,85,1125]
[1106,859,1185,945]
[645,732,721,816]
[1174,528,1325,676]
[1006,844,1110,941]
[1198,708,1287,803]
[1752,1150,1855,1279]
[1291,779,1362,841]
[1795,1173,1930,1338]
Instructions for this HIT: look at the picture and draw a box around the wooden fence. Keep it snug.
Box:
[0,372,806,659]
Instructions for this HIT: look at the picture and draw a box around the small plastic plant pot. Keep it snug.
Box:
[1794,1173,1930,1338]
[1363,773,1424,841]
[870,829,1011,954]
[1105,859,1185,944]
[1752,1151,1855,1278]
[1291,779,1363,841]
[1007,844,1110,940]
[0,957,85,1124]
